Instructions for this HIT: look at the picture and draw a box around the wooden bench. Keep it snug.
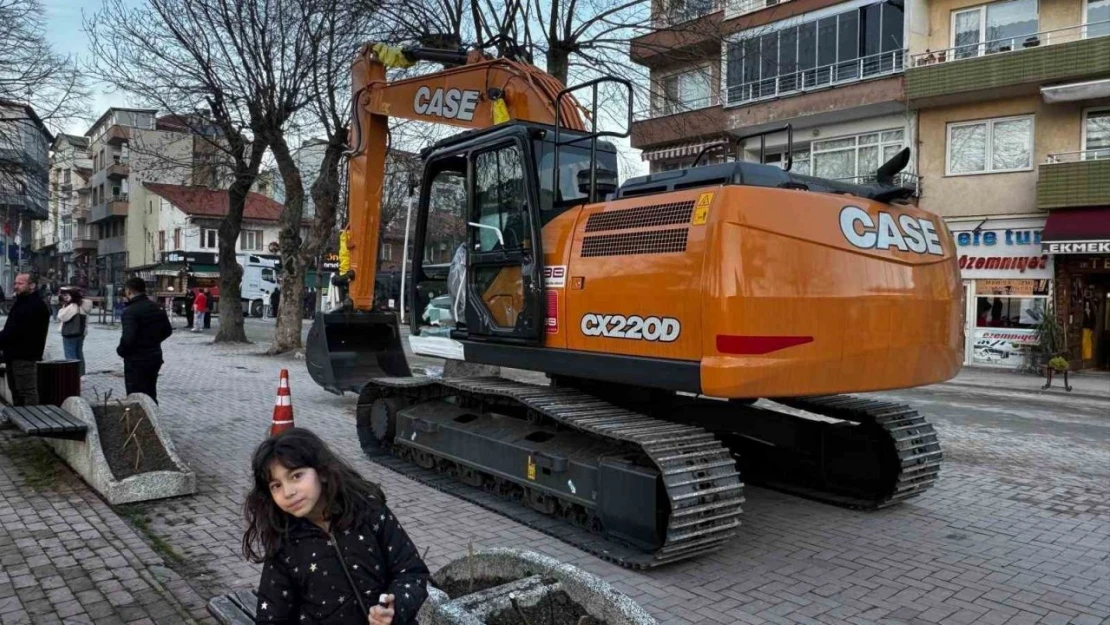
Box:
[208,590,258,625]
[1,405,88,440]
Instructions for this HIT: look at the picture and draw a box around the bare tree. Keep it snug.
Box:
[0,0,88,216]
[265,0,385,353]
[86,0,321,343]
[0,0,88,130]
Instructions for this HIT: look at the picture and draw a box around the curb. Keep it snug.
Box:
[936,380,1110,403]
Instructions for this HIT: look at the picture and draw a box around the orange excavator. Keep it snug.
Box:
[305,42,962,568]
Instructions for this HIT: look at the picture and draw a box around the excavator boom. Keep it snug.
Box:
[308,43,588,393]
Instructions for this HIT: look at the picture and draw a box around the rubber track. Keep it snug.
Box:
[365,376,746,569]
[776,395,943,507]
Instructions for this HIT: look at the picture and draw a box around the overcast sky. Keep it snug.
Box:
[41,0,646,174]
[41,0,130,136]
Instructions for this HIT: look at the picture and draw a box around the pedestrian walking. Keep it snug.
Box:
[192,289,208,332]
[204,288,214,329]
[0,273,50,405]
[57,288,92,376]
[244,428,429,625]
[184,288,195,329]
[117,277,173,403]
[270,286,280,318]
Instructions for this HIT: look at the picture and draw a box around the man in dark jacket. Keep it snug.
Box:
[117,277,173,403]
[0,273,50,405]
[204,288,214,329]
[184,288,195,329]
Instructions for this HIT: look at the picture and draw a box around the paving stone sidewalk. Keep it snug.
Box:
[1,319,1107,625]
[0,430,212,624]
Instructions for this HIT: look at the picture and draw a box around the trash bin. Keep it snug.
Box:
[37,360,81,406]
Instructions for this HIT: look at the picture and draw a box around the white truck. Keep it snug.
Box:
[239,253,280,317]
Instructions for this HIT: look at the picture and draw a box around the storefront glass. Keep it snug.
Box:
[949,217,1054,368]
[971,279,1050,365]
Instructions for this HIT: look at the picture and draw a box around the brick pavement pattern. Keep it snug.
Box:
[0,430,212,624]
[3,320,1107,625]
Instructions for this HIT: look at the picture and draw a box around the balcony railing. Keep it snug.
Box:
[653,0,722,27]
[1037,150,1110,209]
[726,49,905,106]
[910,20,1110,67]
[636,93,721,121]
[1044,149,1110,164]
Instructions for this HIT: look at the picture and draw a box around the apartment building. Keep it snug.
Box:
[631,0,918,187]
[0,100,52,288]
[82,108,198,288]
[630,0,1110,370]
[35,134,94,285]
[905,0,1110,370]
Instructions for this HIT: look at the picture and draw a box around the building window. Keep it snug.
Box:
[1090,0,1110,38]
[201,228,218,249]
[1084,109,1110,159]
[174,228,181,249]
[158,230,165,251]
[729,0,792,18]
[240,229,263,250]
[381,243,393,261]
[725,0,904,105]
[659,68,712,115]
[947,116,1034,175]
[664,0,717,22]
[952,0,1039,60]
[810,129,905,181]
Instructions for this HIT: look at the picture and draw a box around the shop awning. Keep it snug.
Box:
[1041,208,1110,254]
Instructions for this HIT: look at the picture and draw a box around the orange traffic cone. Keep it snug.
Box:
[270,369,295,437]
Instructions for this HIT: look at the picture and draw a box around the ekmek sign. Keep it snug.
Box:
[1042,241,1110,254]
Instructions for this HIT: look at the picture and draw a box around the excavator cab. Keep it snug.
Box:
[406,121,622,351]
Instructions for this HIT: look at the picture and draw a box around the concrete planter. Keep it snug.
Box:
[45,394,196,504]
[418,548,656,625]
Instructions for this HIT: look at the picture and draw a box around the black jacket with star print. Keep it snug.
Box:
[255,498,429,624]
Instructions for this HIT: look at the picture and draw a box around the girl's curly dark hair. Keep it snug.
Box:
[242,428,385,563]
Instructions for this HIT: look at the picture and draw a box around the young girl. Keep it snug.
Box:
[244,428,429,624]
[57,288,92,376]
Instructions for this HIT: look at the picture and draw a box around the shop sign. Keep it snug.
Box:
[971,328,1037,365]
[975,279,1050,296]
[951,222,1053,280]
[1043,241,1110,254]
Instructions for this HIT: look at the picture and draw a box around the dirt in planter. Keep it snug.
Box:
[487,590,605,625]
[434,575,523,599]
[93,403,177,479]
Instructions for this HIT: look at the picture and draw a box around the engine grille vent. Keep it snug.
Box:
[584,200,695,233]
[580,228,689,258]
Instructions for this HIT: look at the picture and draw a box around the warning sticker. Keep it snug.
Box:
[692,192,714,225]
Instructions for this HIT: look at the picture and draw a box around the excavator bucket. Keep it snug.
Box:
[305,310,412,394]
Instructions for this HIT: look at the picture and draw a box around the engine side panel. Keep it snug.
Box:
[538,185,961,398]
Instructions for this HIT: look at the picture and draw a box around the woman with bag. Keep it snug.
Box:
[58,288,92,376]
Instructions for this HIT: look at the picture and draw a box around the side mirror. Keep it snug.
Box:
[577,168,619,197]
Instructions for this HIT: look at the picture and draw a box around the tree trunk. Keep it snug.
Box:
[299,138,344,264]
[214,155,264,343]
[546,47,570,87]
[269,132,307,354]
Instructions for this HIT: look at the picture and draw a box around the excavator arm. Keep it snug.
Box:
[345,43,587,310]
[308,42,588,394]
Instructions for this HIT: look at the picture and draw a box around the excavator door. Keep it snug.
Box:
[464,139,544,342]
[411,130,545,347]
